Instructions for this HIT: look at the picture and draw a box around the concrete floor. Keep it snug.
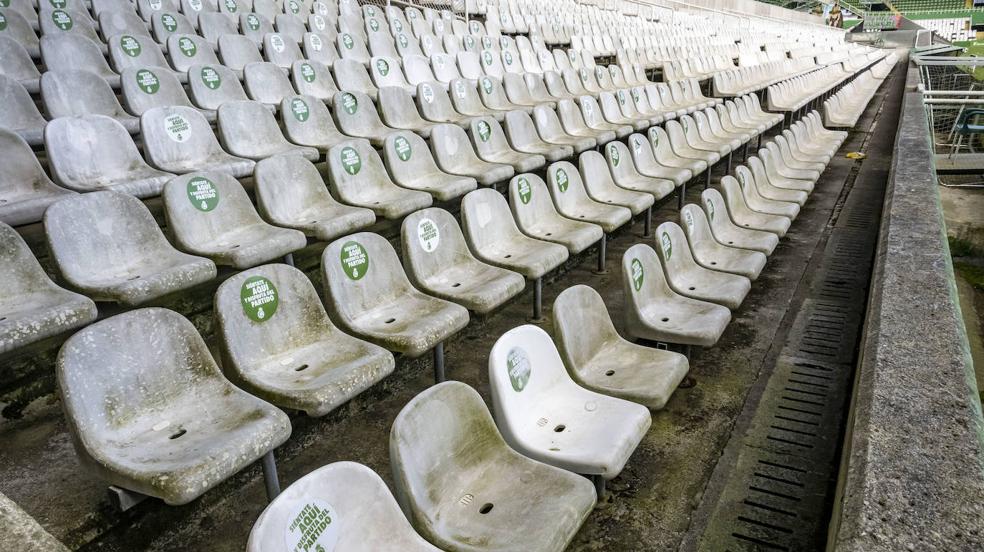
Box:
[0,104,889,551]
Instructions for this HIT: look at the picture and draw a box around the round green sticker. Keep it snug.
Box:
[394,135,412,161]
[470,21,479,32]
[51,9,72,30]
[0,13,8,32]
[339,146,361,175]
[289,0,299,13]
[609,144,620,166]
[223,0,237,12]
[369,18,378,31]
[504,51,513,65]
[631,258,644,291]
[246,13,259,30]
[398,34,408,48]
[477,120,491,142]
[366,6,374,16]
[188,0,202,11]
[618,90,625,105]
[161,13,177,32]
[465,35,474,47]
[376,58,389,76]
[300,62,315,82]
[312,15,325,30]
[340,93,358,114]
[120,35,142,57]
[482,36,491,49]
[706,199,715,220]
[394,19,403,31]
[580,69,588,81]
[200,66,221,89]
[651,132,659,148]
[633,138,642,154]
[481,78,492,94]
[507,347,531,392]
[556,168,569,192]
[420,84,433,103]
[483,51,492,65]
[186,176,219,211]
[738,171,746,188]
[49,0,66,8]
[178,36,197,57]
[0,0,10,6]
[660,231,672,259]
[342,33,354,49]
[632,89,640,102]
[684,210,694,231]
[290,97,309,122]
[516,177,532,204]
[240,276,278,322]
[135,69,160,94]
[339,240,368,280]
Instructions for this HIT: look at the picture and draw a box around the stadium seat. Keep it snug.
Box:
[279,94,348,152]
[508,173,603,254]
[627,133,691,188]
[108,34,178,79]
[478,75,530,115]
[57,308,290,505]
[744,158,809,204]
[41,70,140,134]
[162,172,307,268]
[621,243,731,347]
[449,77,506,122]
[167,33,221,72]
[648,126,708,178]
[240,12,274,45]
[197,11,238,45]
[756,148,817,191]
[326,139,432,218]
[215,264,395,416]
[579,150,654,232]
[0,36,41,94]
[370,56,416,96]
[263,32,304,68]
[247,462,440,551]
[0,133,69,227]
[0,75,46,146]
[599,91,647,132]
[291,59,339,103]
[302,31,341,67]
[40,9,103,48]
[0,8,39,59]
[45,115,174,197]
[488,324,651,492]
[337,30,371,65]
[218,33,264,72]
[216,100,319,161]
[503,110,573,161]
[655,221,751,310]
[401,54,437,87]
[382,132,477,200]
[429,123,514,186]
[142,106,256,177]
[0,222,96,355]
[274,14,306,44]
[718,176,791,237]
[377,86,438,137]
[605,141,675,200]
[469,117,545,172]
[553,284,689,409]
[700,189,779,255]
[41,34,119,88]
[151,11,196,45]
[137,0,179,22]
[532,104,596,153]
[582,94,634,139]
[417,81,474,126]
[401,208,525,314]
[243,61,298,105]
[121,67,198,118]
[680,204,767,280]
[333,90,396,147]
[45,191,217,305]
[187,63,250,110]
[389,381,596,551]
[546,161,632,234]
[734,165,800,219]
[321,232,469,380]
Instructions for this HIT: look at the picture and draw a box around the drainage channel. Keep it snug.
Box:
[686,66,904,552]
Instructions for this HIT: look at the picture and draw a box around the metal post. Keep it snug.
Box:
[283,253,294,267]
[643,205,652,237]
[531,277,544,322]
[592,474,607,501]
[704,167,711,189]
[594,234,607,274]
[261,450,281,502]
[433,342,446,383]
[726,150,733,173]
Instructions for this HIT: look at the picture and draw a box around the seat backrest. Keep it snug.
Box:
[333,58,377,96]
[430,52,460,83]
[108,33,170,73]
[508,172,564,229]
[163,170,265,246]
[338,30,371,63]
[460,187,525,250]
[321,231,416,322]
[240,12,274,44]
[333,90,388,134]
[121,67,194,115]
[40,8,101,44]
[400,207,477,286]
[553,284,621,373]
[244,61,298,104]
[456,51,482,80]
[187,63,248,110]
[326,137,395,196]
[280,93,342,146]
[416,81,458,121]
[680,202,716,247]
[263,32,304,67]
[40,34,115,79]
[0,36,40,82]
[45,115,153,190]
[218,33,264,70]
[489,325,574,429]
[655,221,698,274]
[403,54,436,86]
[151,11,196,42]
[141,105,227,169]
[168,33,221,72]
[198,11,238,43]
[469,116,512,157]
[502,72,533,104]
[303,31,340,66]
[291,59,338,101]
[622,242,675,309]
[370,56,408,89]
[0,129,68,211]
[394,31,424,58]
[41,69,126,120]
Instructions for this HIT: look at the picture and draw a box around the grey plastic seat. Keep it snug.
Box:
[337,30,371,65]
[401,208,524,314]
[216,100,319,161]
[137,0,179,22]
[280,94,348,152]
[503,72,548,109]
[248,462,440,552]
[579,151,654,220]
[469,116,545,172]
[383,132,477,201]
[417,82,473,126]
[744,157,809,205]
[333,90,396,147]
[291,59,338,103]
[142,106,256,177]
[622,243,730,347]
[448,77,505,122]
[0,130,74,226]
[370,56,415,96]
[532,104,596,153]
[429,123,514,186]
[41,34,120,89]
[46,115,175,197]
[391,380,596,551]
[655,221,750,310]
[478,75,530,115]
[274,13,306,43]
[302,31,341,67]
[402,53,438,86]
[605,140,674,200]
[197,11,238,44]
[377,86,438,138]
[244,61,297,105]
[0,75,46,146]
[163,172,307,268]
[45,191,217,305]
[504,110,572,162]
[151,11,196,44]
[627,133,691,187]
[187,63,249,110]
[327,139,432,218]
[57,307,290,504]
[167,33,221,72]
[333,58,379,100]
[554,284,689,409]
[681,204,766,280]
[509,173,602,255]
[557,98,616,145]
[0,8,39,58]
[218,33,263,72]
[40,70,138,134]
[40,8,103,48]
[121,67,199,118]
[0,36,41,93]
[489,324,652,486]
[240,12,274,45]
[430,52,462,85]
[719,176,791,237]
[648,126,707,177]
[0,222,96,355]
[546,161,632,234]
[321,232,469,361]
[701,188,779,255]
[599,91,648,132]
[734,165,799,219]
[263,32,303,68]
[108,34,178,80]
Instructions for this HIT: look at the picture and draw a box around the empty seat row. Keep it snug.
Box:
[823,54,898,128]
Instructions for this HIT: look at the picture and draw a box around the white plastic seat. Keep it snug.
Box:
[302,31,341,67]
[402,54,437,86]
[734,165,800,219]
[745,157,810,204]
[321,232,469,358]
[390,381,596,552]
[502,72,549,109]
[326,139,432,218]
[509,174,602,254]
[0,74,46,145]
[218,33,263,72]
[429,52,462,85]
[626,133,690,187]
[655,222,751,310]
[57,307,289,504]
[579,95,631,139]
[1,9,40,58]
[274,13,306,43]
[429,123,514,186]
[279,94,348,152]
[216,100,318,161]
[648,126,707,177]
[546,161,632,233]
[401,208,525,314]
[719,176,791,237]
[382,131,477,200]
[579,150,654,217]
[121,67,198,118]
[291,59,339,103]
[605,140,674,200]
[554,284,689,409]
[337,30,371,65]
[244,61,298,106]
[150,11,196,44]
[197,11,238,44]
[599,91,647,132]
[417,81,474,126]
[167,33,221,72]
[45,191,217,305]
[108,34,178,79]
[240,12,274,45]
[489,324,651,482]
[0,36,41,94]
[469,116,545,172]
[532,104,596,153]
[478,75,530,115]
[700,188,779,255]
[40,9,103,48]
[681,204,767,280]
[621,243,731,347]
[503,110,573,162]
[263,32,303,68]
[41,34,120,88]
[0,130,72,226]
[41,69,140,134]
[248,462,440,551]
[333,90,396,147]
[142,105,256,177]
[377,86,438,137]
[332,58,379,100]
[448,77,505,122]
[187,63,249,110]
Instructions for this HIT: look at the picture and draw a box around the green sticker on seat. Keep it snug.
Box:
[342,33,354,49]
[223,0,237,13]
[556,168,569,192]
[339,146,361,175]
[136,69,160,94]
[504,51,513,65]
[481,78,492,95]
[375,58,389,76]
[49,0,66,8]
[0,0,9,7]
[340,240,368,280]
[290,97,309,122]
[245,13,259,30]
[300,62,315,82]
[241,276,278,322]
[633,138,642,154]
[398,33,408,48]
[161,13,177,32]
[285,500,340,552]
[661,231,672,259]
[482,36,491,49]
[340,92,358,114]
[366,6,375,16]
[120,35,142,57]
[369,18,379,31]
[618,90,625,105]
[609,144,620,166]
[394,19,403,32]
[465,35,474,48]
[470,21,479,33]
[0,13,6,31]
[394,135,412,161]
[51,9,72,30]
[477,120,491,142]
[164,113,191,142]
[631,258,644,291]
[706,199,715,220]
[651,132,659,147]
[632,89,640,102]
[288,0,300,14]
[483,51,492,65]
[517,177,531,204]
[738,172,746,188]
[200,66,221,89]
[580,69,587,81]
[186,176,219,211]
[507,347,531,392]
[149,0,161,9]
[421,84,433,103]
[178,36,197,57]
[684,210,694,231]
